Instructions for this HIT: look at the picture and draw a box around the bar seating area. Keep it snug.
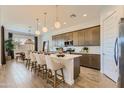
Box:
[23,51,65,88]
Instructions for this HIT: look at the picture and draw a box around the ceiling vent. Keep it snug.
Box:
[70,14,77,18]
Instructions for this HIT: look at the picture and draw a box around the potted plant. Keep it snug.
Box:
[83,47,89,53]
[5,39,14,60]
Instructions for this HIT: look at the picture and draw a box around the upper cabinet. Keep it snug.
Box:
[78,25,100,46]
[73,31,79,46]
[78,30,85,46]
[52,25,100,47]
[65,32,73,41]
[84,29,92,45]
[91,26,100,46]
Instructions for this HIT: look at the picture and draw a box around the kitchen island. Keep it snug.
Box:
[50,54,82,85]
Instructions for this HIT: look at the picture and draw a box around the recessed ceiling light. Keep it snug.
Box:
[63,22,66,24]
[83,14,87,17]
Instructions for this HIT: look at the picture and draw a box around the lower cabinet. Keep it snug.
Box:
[80,54,100,70]
[90,54,100,69]
[71,53,100,70]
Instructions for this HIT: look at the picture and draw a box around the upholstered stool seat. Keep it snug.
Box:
[45,55,65,87]
[27,52,37,71]
[34,53,47,78]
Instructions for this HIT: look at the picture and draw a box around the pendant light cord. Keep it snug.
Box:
[56,5,58,21]
[36,18,39,31]
[44,12,47,27]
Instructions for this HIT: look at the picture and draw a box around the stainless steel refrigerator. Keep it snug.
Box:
[117,18,124,88]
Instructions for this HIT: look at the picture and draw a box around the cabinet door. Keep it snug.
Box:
[73,32,78,46]
[80,54,90,67]
[84,29,92,45]
[90,54,100,70]
[78,30,85,46]
[92,26,100,46]
[67,32,73,41]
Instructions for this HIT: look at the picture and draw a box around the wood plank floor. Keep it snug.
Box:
[0,60,117,88]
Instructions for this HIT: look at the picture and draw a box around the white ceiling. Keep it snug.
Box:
[0,5,102,35]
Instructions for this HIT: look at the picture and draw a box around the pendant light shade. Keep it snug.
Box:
[54,21,61,29]
[54,5,61,29]
[42,27,48,32]
[35,30,40,36]
[42,12,48,32]
[35,18,40,36]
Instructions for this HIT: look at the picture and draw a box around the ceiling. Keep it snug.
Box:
[0,5,102,35]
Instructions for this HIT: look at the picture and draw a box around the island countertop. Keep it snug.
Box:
[50,54,82,60]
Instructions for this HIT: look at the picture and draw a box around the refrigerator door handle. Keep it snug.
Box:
[114,38,118,66]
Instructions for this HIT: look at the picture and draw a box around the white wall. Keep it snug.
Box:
[41,18,100,54]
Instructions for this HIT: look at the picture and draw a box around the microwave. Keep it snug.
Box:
[64,40,73,47]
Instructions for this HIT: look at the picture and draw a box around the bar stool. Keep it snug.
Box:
[28,52,37,71]
[45,55,65,87]
[24,51,30,67]
[34,53,47,78]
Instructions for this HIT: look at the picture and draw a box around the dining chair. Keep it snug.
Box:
[45,55,65,87]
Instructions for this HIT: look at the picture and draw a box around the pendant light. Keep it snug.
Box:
[35,18,41,36]
[54,5,61,29]
[42,12,48,32]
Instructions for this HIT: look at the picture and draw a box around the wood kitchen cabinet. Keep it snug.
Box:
[90,54,100,69]
[74,57,80,79]
[73,31,79,46]
[80,54,90,66]
[80,54,100,70]
[78,25,100,46]
[52,25,100,47]
[77,26,100,46]
[78,30,85,46]
[66,32,73,41]
[84,29,92,45]
[71,53,100,70]
[91,26,100,46]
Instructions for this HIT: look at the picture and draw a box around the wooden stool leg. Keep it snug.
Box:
[53,70,57,88]
[61,68,65,83]
[28,61,30,70]
[34,62,37,73]
[26,59,28,67]
[42,65,46,79]
[46,69,49,83]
